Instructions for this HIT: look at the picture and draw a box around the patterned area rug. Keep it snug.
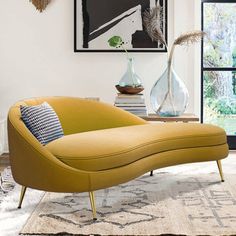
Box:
[21,173,236,235]
[0,167,44,236]
[0,167,15,204]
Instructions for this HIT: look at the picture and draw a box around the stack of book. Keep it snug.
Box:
[114,93,147,116]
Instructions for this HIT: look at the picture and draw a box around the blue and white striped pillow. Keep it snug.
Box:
[20,102,64,145]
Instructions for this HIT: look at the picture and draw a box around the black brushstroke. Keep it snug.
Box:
[84,0,150,34]
[132,31,158,48]
[82,0,89,48]
[88,10,137,42]
[82,0,152,43]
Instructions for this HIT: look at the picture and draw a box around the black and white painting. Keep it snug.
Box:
[74,0,168,52]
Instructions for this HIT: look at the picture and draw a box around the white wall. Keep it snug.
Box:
[0,0,198,152]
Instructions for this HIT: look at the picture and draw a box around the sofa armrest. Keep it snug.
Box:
[7,110,91,192]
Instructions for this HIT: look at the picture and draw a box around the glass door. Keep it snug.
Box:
[201,0,236,149]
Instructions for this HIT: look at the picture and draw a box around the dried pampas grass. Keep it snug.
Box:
[174,31,206,46]
[143,6,167,47]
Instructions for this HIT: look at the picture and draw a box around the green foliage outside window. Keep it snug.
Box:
[204,3,236,116]
[232,47,236,95]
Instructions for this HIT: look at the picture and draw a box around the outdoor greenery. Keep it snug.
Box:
[203,3,236,135]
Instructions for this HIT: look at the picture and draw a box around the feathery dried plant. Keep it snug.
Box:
[143,6,167,47]
[174,31,206,46]
[169,30,206,66]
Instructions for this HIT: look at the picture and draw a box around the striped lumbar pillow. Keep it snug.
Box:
[20,102,64,145]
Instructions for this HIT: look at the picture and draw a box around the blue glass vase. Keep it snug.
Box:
[150,66,189,117]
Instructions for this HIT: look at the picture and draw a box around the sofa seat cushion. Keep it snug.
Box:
[45,123,227,171]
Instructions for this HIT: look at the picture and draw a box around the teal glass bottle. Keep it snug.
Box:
[150,67,189,117]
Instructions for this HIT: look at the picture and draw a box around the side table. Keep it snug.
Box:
[139,113,200,176]
[140,113,199,123]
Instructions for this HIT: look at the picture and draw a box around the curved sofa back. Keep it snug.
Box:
[7,97,146,191]
[10,96,146,135]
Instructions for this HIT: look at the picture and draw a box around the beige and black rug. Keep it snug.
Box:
[21,173,236,235]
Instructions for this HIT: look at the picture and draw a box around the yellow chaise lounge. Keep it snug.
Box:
[8,97,229,220]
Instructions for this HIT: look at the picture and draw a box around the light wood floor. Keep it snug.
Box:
[0,153,10,172]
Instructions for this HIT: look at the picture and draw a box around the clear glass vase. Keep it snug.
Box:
[119,58,142,87]
[150,66,189,117]
[116,57,144,94]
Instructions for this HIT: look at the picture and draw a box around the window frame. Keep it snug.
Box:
[201,0,236,150]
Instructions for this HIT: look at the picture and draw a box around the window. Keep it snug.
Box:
[201,0,236,149]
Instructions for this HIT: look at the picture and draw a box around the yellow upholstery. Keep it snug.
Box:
[8,96,229,194]
[46,123,227,171]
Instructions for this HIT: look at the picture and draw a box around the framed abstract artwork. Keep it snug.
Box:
[74,0,168,52]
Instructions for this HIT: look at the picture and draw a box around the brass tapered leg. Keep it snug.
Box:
[150,171,154,176]
[217,160,224,182]
[89,191,97,220]
[18,186,27,209]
